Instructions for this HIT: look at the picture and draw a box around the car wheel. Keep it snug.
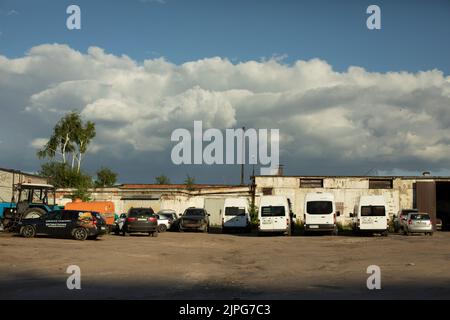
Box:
[203,225,208,233]
[152,231,158,237]
[88,235,98,240]
[20,225,36,238]
[158,224,167,233]
[73,228,88,241]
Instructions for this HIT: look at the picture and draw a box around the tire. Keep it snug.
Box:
[73,227,88,241]
[88,235,98,240]
[20,225,36,238]
[203,225,208,233]
[383,231,389,237]
[22,207,46,219]
[152,231,158,237]
[286,227,292,236]
[158,224,167,233]
[114,229,120,235]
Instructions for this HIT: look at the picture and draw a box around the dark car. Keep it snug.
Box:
[179,208,210,233]
[18,210,108,241]
[122,208,158,237]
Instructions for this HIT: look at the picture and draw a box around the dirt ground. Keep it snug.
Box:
[0,230,449,300]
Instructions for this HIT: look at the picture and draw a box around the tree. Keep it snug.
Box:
[95,167,118,188]
[38,112,96,173]
[155,175,170,185]
[39,161,92,201]
[184,175,196,191]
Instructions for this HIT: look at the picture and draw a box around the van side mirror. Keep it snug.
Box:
[336,211,341,217]
[349,213,354,218]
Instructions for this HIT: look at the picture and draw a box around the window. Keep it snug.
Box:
[361,206,386,217]
[129,209,155,217]
[225,207,246,216]
[261,206,285,217]
[410,214,430,220]
[369,179,393,189]
[262,188,273,195]
[306,201,333,214]
[300,179,323,188]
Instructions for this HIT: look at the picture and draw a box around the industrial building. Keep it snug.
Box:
[0,168,48,203]
[253,175,450,226]
[54,173,450,228]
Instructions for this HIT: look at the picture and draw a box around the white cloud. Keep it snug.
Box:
[1,43,450,174]
[30,138,48,149]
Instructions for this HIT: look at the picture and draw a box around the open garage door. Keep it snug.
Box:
[416,182,436,230]
[436,182,450,230]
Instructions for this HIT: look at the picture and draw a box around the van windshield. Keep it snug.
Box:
[225,207,246,216]
[361,206,386,217]
[261,206,285,217]
[307,201,333,215]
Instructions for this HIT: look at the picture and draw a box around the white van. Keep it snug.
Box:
[351,195,389,236]
[222,198,250,232]
[304,192,339,235]
[258,195,293,236]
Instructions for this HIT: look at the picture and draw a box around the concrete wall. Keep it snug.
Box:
[0,169,47,202]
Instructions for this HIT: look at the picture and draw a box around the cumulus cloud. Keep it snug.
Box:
[1,43,450,178]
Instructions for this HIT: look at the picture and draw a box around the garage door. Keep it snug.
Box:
[416,181,436,230]
[204,198,225,227]
[123,200,161,213]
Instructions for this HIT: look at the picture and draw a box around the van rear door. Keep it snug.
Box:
[360,206,387,230]
[306,201,334,227]
[224,206,247,227]
[261,206,286,231]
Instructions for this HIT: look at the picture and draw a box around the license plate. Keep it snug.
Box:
[262,220,271,224]
[138,218,147,221]
[309,225,319,229]
[100,226,106,230]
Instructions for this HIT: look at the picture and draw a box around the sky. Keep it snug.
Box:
[0,0,450,184]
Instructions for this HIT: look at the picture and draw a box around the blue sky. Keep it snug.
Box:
[1,0,450,183]
[1,0,449,73]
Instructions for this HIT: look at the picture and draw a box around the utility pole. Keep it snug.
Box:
[240,126,245,185]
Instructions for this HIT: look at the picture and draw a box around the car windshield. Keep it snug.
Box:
[128,209,154,218]
[261,206,285,217]
[361,206,386,217]
[410,214,430,220]
[307,201,333,214]
[225,207,246,216]
[184,209,205,216]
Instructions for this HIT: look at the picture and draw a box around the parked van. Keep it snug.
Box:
[258,195,293,236]
[304,192,339,235]
[222,198,250,232]
[351,195,389,236]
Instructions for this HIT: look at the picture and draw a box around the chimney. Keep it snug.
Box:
[277,165,284,176]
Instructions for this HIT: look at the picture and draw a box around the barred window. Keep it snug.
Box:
[300,179,323,188]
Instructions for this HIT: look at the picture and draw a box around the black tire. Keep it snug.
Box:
[20,225,36,238]
[22,207,46,219]
[158,224,167,233]
[88,235,99,240]
[114,229,120,235]
[203,225,209,233]
[73,227,88,241]
[151,231,158,237]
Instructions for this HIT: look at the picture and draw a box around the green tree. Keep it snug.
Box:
[38,112,96,173]
[155,175,170,185]
[184,175,196,191]
[95,167,118,188]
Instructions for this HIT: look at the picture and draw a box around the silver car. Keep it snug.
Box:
[403,212,433,236]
